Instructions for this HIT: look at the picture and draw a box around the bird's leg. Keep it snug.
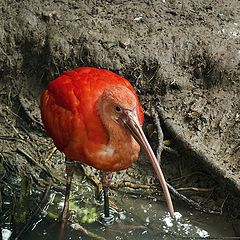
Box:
[101,171,114,225]
[102,171,110,217]
[61,158,75,222]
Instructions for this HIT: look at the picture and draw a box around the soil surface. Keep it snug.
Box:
[0,0,240,237]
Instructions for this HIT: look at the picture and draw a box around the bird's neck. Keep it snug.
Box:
[101,117,140,169]
[94,95,140,171]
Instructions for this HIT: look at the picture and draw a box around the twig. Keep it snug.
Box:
[17,147,64,187]
[17,148,43,169]
[33,177,65,193]
[0,136,25,143]
[45,147,58,162]
[69,219,106,240]
[167,183,220,214]
[110,181,153,190]
[220,195,228,215]
[148,63,160,83]
[175,187,215,192]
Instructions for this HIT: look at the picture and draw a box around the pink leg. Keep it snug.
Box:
[61,158,75,221]
[101,171,114,224]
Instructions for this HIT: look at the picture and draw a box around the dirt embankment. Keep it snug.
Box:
[0,0,240,234]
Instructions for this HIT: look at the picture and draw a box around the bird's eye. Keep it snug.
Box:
[115,106,122,113]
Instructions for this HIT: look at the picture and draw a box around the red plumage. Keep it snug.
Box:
[40,67,144,170]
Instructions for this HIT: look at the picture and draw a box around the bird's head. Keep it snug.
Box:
[97,85,139,125]
[97,85,174,218]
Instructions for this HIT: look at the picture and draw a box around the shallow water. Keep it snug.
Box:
[4,188,235,240]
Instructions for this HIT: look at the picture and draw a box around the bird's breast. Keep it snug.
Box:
[89,137,140,172]
[99,145,115,157]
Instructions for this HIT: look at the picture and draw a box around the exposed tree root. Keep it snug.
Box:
[151,107,221,215]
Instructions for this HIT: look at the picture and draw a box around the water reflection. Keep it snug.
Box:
[162,212,209,238]
[2,189,235,240]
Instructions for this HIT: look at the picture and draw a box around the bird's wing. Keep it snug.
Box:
[40,68,108,153]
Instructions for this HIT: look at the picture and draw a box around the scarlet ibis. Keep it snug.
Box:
[40,67,174,222]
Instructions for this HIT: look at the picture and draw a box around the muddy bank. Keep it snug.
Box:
[0,0,240,236]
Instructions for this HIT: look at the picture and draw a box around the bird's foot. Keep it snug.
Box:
[100,213,114,225]
[60,209,72,223]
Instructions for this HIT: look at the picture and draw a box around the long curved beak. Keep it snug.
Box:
[118,108,175,218]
